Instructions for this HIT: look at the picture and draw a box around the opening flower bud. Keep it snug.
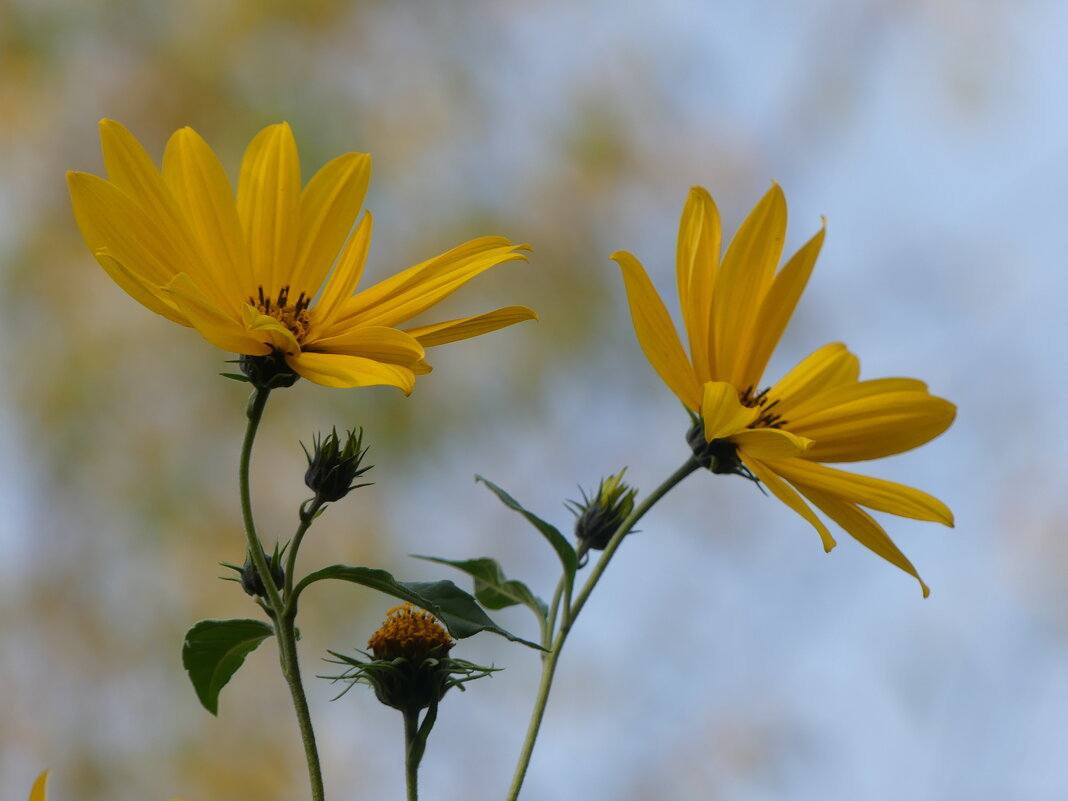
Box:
[302,427,372,502]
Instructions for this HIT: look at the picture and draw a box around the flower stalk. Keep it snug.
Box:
[505,456,702,801]
[239,387,325,801]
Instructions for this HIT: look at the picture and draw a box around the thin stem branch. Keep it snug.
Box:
[505,456,701,801]
[404,708,421,801]
[239,388,325,801]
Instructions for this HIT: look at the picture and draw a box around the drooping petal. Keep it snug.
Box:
[743,223,825,390]
[241,304,302,354]
[163,274,271,355]
[162,126,253,305]
[767,342,860,415]
[700,381,757,440]
[730,427,812,459]
[93,250,188,325]
[675,186,721,382]
[768,459,953,525]
[712,184,787,388]
[68,171,184,287]
[307,325,425,365]
[336,237,529,330]
[237,123,301,294]
[613,250,702,410]
[313,212,373,325]
[799,486,930,597]
[28,770,48,801]
[293,152,371,297]
[741,455,836,551]
[288,351,416,393]
[790,391,956,463]
[404,305,538,347]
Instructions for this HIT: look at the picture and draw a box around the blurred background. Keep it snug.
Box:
[2,0,1066,799]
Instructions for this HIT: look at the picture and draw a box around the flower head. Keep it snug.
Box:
[613,185,955,595]
[566,469,638,551]
[68,120,535,392]
[326,603,497,713]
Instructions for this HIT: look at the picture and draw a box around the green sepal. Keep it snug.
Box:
[413,555,547,622]
[219,372,250,383]
[182,618,274,715]
[475,475,577,585]
[294,565,544,650]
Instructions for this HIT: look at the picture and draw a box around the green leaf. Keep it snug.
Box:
[296,565,543,650]
[476,475,577,584]
[413,555,548,621]
[182,619,274,715]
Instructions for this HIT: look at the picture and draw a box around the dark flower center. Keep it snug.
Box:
[252,285,312,342]
[740,385,787,429]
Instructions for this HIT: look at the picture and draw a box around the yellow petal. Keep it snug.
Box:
[28,770,48,801]
[798,486,930,597]
[293,152,371,297]
[237,123,301,293]
[675,186,721,382]
[163,274,271,355]
[612,250,702,410]
[314,212,373,325]
[712,184,787,388]
[288,351,415,393]
[768,459,953,525]
[162,126,253,305]
[768,342,859,415]
[700,381,757,440]
[742,455,835,551]
[784,377,929,423]
[404,305,538,347]
[730,427,812,459]
[94,250,189,325]
[744,222,825,390]
[337,237,529,329]
[308,325,425,365]
[68,171,182,286]
[791,392,957,463]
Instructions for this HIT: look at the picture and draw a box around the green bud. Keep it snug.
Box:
[236,545,285,598]
[302,427,372,502]
[567,469,638,550]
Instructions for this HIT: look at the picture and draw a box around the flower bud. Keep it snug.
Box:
[237,546,285,598]
[567,470,638,550]
[303,427,371,502]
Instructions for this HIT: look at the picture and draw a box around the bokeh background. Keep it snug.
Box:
[2,0,1066,799]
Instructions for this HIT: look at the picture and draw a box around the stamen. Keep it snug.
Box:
[248,284,312,343]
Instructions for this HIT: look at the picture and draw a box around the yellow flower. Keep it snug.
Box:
[613,185,955,595]
[68,120,535,391]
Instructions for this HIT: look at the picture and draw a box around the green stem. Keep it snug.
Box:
[504,457,701,801]
[240,388,325,801]
[403,708,421,801]
[285,497,325,599]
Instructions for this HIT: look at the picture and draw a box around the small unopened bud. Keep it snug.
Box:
[303,428,371,502]
[237,546,285,598]
[567,469,638,550]
[239,350,299,390]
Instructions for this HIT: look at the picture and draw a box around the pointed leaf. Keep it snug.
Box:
[413,554,548,620]
[475,475,577,585]
[295,564,543,649]
[182,618,274,715]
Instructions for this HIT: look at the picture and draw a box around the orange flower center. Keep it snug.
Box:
[740,386,787,429]
[252,285,312,342]
[367,603,454,662]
